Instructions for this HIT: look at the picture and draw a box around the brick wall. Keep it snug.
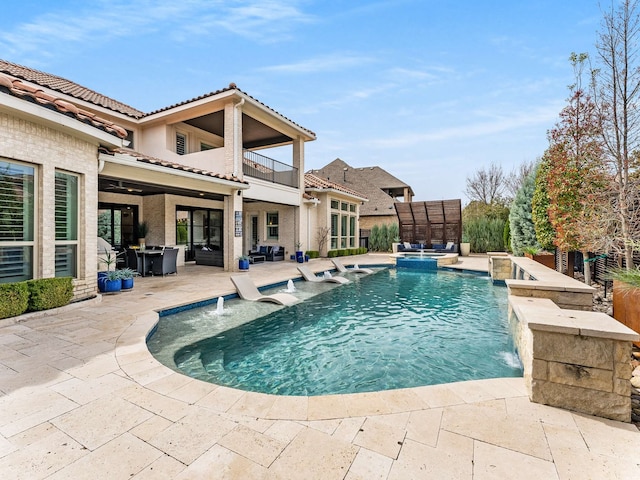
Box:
[0,112,100,301]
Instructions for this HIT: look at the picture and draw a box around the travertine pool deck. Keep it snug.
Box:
[0,254,638,479]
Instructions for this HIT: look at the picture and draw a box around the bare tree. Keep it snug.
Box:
[316,226,330,254]
[592,0,640,269]
[504,159,538,201]
[464,162,506,205]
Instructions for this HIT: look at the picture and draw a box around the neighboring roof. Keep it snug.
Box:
[304,173,368,200]
[0,60,316,139]
[0,72,128,139]
[103,147,248,185]
[308,158,412,216]
[0,59,144,118]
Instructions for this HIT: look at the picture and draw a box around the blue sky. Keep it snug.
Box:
[1,1,604,202]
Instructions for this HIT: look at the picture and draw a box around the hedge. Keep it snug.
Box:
[27,277,73,312]
[327,247,367,257]
[0,282,30,319]
[0,277,73,319]
[305,250,320,259]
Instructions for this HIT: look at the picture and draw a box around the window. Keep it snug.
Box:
[176,132,187,155]
[200,142,214,151]
[330,197,357,251]
[0,159,35,283]
[55,171,78,277]
[330,213,339,249]
[266,212,279,240]
[124,129,134,149]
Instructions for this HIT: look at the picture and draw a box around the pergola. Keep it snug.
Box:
[394,199,462,246]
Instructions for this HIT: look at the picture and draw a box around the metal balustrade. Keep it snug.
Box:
[243,150,298,188]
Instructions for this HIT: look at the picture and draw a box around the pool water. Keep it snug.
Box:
[151,268,522,396]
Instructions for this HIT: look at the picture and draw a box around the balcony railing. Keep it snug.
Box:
[243,150,299,188]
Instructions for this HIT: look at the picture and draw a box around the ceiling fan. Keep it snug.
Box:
[105,181,143,193]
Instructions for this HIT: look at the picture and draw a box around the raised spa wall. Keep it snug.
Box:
[489,254,640,422]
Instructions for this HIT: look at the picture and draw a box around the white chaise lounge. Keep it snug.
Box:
[297,265,349,284]
[331,258,374,274]
[230,275,299,306]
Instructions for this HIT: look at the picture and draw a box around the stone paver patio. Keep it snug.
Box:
[0,254,638,479]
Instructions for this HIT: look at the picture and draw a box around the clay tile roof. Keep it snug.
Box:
[108,148,248,185]
[0,59,144,118]
[146,83,316,137]
[0,72,128,139]
[304,173,367,200]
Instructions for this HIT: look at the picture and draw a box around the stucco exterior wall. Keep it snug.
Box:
[0,112,99,300]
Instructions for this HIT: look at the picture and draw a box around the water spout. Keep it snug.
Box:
[323,271,332,279]
[284,279,296,293]
[216,296,224,315]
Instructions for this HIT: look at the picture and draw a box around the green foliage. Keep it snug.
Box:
[532,156,555,251]
[117,268,136,279]
[463,217,506,253]
[388,223,399,244]
[462,200,510,222]
[503,219,511,252]
[462,201,509,252]
[379,224,389,251]
[136,221,149,238]
[608,266,640,288]
[305,250,320,259]
[359,247,368,254]
[27,277,73,312]
[327,250,338,258]
[369,225,381,251]
[0,282,29,319]
[368,223,396,252]
[176,221,188,244]
[509,171,540,256]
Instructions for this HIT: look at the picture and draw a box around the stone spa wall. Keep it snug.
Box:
[490,254,640,422]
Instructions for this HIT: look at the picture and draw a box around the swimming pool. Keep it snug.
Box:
[148,268,522,396]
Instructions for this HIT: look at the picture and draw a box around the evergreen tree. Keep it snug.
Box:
[509,171,539,256]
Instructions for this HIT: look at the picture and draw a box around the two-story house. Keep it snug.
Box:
[0,59,316,299]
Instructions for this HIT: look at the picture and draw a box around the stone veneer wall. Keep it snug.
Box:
[495,254,640,422]
[0,112,99,301]
[509,296,637,422]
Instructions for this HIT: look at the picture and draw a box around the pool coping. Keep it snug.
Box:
[126,265,526,421]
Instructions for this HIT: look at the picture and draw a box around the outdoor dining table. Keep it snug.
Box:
[135,249,162,277]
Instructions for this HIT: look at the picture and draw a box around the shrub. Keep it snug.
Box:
[0,282,29,319]
[27,277,73,312]
[463,217,506,253]
[327,250,338,258]
[503,220,511,253]
[305,250,320,259]
[369,225,381,251]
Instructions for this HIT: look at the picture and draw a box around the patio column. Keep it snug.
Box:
[293,136,306,249]
[224,191,244,271]
[223,100,244,178]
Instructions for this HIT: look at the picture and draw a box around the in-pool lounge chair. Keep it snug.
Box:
[230,275,299,306]
[331,258,373,274]
[297,265,349,284]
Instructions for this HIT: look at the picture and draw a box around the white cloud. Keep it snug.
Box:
[368,101,563,148]
[0,0,310,60]
[260,53,375,74]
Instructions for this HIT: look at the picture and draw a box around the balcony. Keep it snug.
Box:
[243,150,298,188]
